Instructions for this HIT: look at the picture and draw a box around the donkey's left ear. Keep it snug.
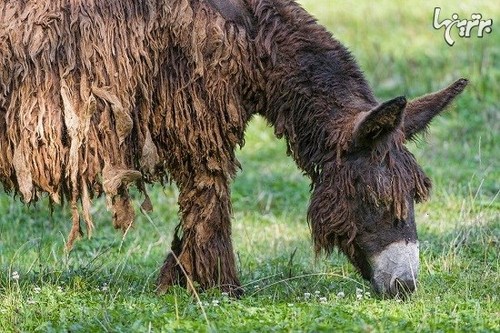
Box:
[352,96,407,148]
[403,78,468,140]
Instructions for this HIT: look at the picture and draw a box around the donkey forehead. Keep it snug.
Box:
[322,138,430,195]
[348,145,416,176]
[343,147,428,199]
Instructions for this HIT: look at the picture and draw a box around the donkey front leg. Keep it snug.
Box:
[157,172,242,296]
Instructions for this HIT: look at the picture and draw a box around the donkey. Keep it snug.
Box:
[0,0,467,298]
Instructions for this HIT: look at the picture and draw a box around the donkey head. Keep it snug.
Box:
[309,79,468,298]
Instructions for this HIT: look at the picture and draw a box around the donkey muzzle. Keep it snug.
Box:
[369,240,419,298]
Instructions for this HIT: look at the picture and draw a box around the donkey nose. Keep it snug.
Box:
[369,240,419,298]
[390,275,417,298]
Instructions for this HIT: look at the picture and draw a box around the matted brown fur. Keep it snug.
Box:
[0,0,251,238]
[0,0,466,295]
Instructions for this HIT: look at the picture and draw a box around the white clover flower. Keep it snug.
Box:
[101,284,109,292]
[356,293,363,300]
[33,287,41,294]
[11,271,19,281]
[304,292,311,300]
[221,292,229,298]
[355,287,363,295]
[319,297,327,303]
[336,291,345,298]
[212,299,220,306]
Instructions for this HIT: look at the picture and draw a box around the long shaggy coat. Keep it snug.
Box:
[0,0,467,295]
[0,0,255,243]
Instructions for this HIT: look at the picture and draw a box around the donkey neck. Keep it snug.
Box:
[245,0,377,179]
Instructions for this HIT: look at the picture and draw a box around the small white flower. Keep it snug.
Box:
[221,292,229,298]
[287,303,294,307]
[212,299,220,306]
[314,290,321,295]
[337,291,345,298]
[34,287,41,294]
[11,271,19,281]
[356,293,363,300]
[355,287,363,295]
[27,299,36,305]
[57,286,63,293]
[319,297,327,303]
[101,284,109,292]
[364,292,371,298]
[304,292,311,300]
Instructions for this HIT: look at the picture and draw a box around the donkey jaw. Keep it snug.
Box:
[369,240,420,298]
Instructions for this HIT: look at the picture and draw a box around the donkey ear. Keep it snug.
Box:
[403,78,468,140]
[352,96,407,148]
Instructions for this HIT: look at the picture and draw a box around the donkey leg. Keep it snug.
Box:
[157,173,242,296]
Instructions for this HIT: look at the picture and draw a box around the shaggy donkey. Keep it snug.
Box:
[0,0,466,298]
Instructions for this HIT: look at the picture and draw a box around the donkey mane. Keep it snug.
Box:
[248,0,376,170]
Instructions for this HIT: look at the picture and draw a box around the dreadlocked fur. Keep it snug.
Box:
[0,0,466,295]
[0,0,256,248]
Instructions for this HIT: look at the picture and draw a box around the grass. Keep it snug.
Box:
[1,0,499,332]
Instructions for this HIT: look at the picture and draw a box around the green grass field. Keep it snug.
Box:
[1,0,498,332]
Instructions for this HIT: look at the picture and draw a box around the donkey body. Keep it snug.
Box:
[0,0,466,297]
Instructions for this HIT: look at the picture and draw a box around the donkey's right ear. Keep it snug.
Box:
[352,96,407,149]
[403,78,468,140]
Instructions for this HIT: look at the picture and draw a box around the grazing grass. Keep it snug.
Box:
[1,0,498,332]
